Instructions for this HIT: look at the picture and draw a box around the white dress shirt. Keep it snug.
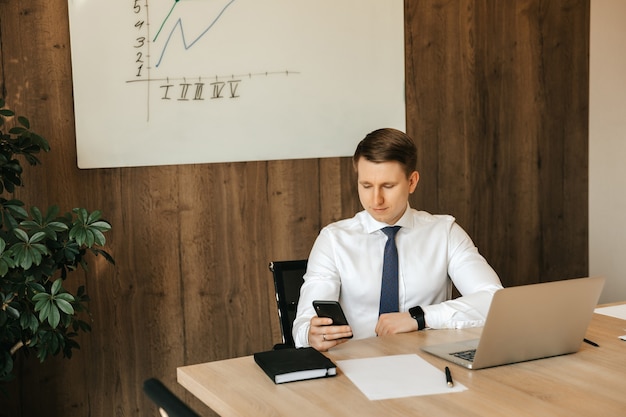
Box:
[293,205,503,348]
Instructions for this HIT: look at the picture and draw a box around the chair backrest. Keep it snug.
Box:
[143,378,201,417]
[269,259,307,348]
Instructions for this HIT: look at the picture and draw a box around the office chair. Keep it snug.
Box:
[143,378,201,417]
[269,259,308,349]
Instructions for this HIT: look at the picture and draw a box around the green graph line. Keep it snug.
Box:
[153,0,180,42]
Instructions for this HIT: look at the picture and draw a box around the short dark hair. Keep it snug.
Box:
[352,128,417,177]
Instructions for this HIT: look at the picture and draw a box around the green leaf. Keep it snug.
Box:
[17,116,30,129]
[73,208,88,223]
[31,243,49,254]
[87,210,102,223]
[48,221,69,232]
[30,133,50,151]
[4,205,28,221]
[20,312,39,333]
[75,320,92,333]
[51,279,62,296]
[29,282,46,293]
[90,221,112,232]
[85,230,95,247]
[37,299,51,321]
[47,304,60,328]
[0,259,9,277]
[30,206,43,223]
[29,231,47,243]
[15,249,33,269]
[68,225,82,241]
[55,292,75,302]
[8,126,27,135]
[5,305,19,319]
[91,229,106,246]
[12,228,29,242]
[44,205,60,221]
[34,298,50,313]
[0,351,14,381]
[28,246,44,266]
[55,298,75,315]
[32,292,50,302]
[92,248,115,265]
[18,220,41,229]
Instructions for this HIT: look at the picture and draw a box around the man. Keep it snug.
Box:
[292,128,503,351]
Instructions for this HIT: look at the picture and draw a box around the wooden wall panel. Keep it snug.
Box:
[405,0,589,286]
[267,159,322,259]
[0,1,588,416]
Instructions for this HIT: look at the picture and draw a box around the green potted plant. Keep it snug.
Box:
[0,98,114,382]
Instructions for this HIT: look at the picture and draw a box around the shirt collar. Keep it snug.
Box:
[362,202,414,233]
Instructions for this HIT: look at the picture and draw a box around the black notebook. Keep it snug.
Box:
[253,347,337,384]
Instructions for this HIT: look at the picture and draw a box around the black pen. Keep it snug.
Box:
[445,366,454,388]
[583,338,599,347]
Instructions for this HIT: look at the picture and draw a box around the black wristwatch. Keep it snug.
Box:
[409,306,426,330]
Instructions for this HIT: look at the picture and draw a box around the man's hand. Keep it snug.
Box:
[375,312,419,336]
[308,316,353,351]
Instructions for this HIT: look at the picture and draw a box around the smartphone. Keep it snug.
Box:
[312,300,352,335]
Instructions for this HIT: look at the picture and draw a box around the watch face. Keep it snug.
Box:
[409,306,425,329]
[410,306,422,318]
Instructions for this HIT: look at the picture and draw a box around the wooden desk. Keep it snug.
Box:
[178,311,626,417]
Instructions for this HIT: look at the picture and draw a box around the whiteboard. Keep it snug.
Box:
[67,0,405,168]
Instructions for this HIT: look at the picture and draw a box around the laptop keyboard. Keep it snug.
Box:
[452,349,476,362]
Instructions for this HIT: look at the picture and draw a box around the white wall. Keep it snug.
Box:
[589,0,626,303]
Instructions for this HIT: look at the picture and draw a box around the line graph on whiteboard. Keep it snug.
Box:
[128,0,299,121]
[68,0,404,168]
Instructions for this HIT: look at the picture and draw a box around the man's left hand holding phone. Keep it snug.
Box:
[309,300,353,351]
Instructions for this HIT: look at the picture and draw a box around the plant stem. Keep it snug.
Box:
[10,340,29,356]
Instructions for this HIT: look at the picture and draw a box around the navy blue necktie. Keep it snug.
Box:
[379,226,401,315]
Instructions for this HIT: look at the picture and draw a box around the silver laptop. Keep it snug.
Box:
[421,276,605,369]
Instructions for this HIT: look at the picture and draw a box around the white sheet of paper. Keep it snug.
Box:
[336,354,467,401]
[595,304,626,320]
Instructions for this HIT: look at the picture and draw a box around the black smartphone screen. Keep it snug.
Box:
[312,300,350,326]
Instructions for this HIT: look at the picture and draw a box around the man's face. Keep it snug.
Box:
[356,158,419,225]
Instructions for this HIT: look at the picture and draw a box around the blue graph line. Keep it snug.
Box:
[154,0,237,68]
